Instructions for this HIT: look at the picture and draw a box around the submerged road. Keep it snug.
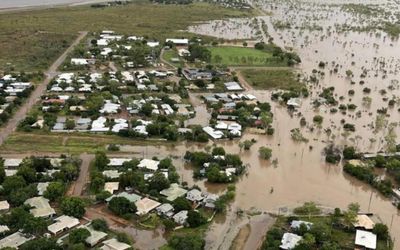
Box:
[0,31,88,146]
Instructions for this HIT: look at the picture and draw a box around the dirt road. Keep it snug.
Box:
[67,153,94,196]
[0,31,88,146]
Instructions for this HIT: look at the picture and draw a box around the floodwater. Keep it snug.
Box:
[189,0,400,248]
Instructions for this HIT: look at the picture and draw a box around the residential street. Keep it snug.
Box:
[0,31,88,146]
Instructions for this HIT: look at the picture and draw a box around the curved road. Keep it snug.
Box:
[0,31,88,146]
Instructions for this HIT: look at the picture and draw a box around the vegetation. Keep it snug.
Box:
[263,202,393,250]
[209,46,277,66]
[0,2,251,71]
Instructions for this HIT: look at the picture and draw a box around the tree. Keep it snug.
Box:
[372,223,389,240]
[91,176,105,193]
[4,207,31,230]
[94,151,109,171]
[187,210,206,228]
[16,165,37,183]
[69,228,91,244]
[91,219,108,232]
[96,190,112,202]
[343,146,357,160]
[60,197,86,218]
[108,197,136,216]
[168,234,205,250]
[61,162,79,181]
[342,203,359,229]
[259,146,272,160]
[44,182,65,202]
[313,115,323,125]
[0,159,5,183]
[212,147,225,156]
[22,217,47,236]
[20,238,61,250]
[173,197,191,212]
[148,172,170,192]
[65,119,76,130]
[2,175,26,194]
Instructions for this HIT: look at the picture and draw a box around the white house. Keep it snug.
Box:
[173,210,188,225]
[135,197,161,215]
[166,38,189,46]
[48,215,80,235]
[138,159,159,171]
[355,230,377,250]
[280,233,302,250]
[24,197,55,218]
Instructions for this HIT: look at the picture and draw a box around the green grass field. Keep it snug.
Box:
[0,132,174,154]
[209,46,286,66]
[240,68,304,90]
[0,2,252,71]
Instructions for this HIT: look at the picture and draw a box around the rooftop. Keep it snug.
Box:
[355,230,377,249]
[160,183,188,201]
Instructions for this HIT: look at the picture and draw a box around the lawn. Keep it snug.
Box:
[209,46,286,66]
[162,49,184,68]
[0,2,252,71]
[240,68,305,91]
[0,132,175,154]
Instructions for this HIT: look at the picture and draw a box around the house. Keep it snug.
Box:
[0,201,10,212]
[24,197,55,218]
[101,238,131,250]
[81,225,108,247]
[290,220,313,230]
[280,233,302,250]
[105,192,142,203]
[203,126,224,139]
[166,38,189,46]
[3,158,22,168]
[37,182,50,196]
[138,159,159,171]
[203,193,219,209]
[0,232,33,249]
[186,189,204,202]
[0,225,9,234]
[108,158,131,167]
[354,215,375,230]
[102,170,121,179]
[160,183,188,201]
[178,48,190,57]
[104,182,119,194]
[147,41,160,48]
[71,58,89,65]
[4,169,17,177]
[135,197,161,215]
[48,215,80,235]
[156,203,174,217]
[224,81,243,91]
[287,98,302,108]
[355,230,377,250]
[173,210,188,225]
[182,68,213,81]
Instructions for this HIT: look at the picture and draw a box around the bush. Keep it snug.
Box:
[343,146,358,160]
[259,146,272,160]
